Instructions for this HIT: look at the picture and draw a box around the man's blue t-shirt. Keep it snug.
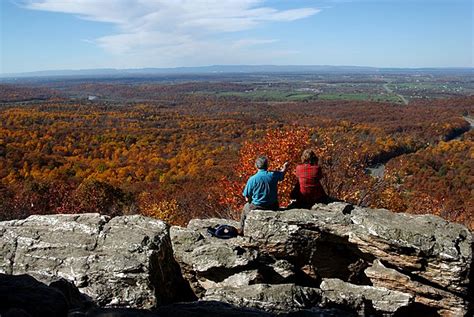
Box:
[242,169,284,207]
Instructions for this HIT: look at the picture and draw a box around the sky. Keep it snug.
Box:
[0,0,472,73]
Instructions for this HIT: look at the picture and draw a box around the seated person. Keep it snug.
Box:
[290,149,327,209]
[240,155,289,232]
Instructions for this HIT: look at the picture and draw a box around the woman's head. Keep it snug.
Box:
[301,149,318,165]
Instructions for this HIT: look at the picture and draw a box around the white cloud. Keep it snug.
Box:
[20,0,319,67]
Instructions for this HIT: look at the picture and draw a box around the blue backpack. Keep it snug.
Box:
[207,224,238,239]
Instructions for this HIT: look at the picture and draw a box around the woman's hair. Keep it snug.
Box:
[301,149,318,165]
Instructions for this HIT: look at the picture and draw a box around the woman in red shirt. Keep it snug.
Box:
[291,149,327,208]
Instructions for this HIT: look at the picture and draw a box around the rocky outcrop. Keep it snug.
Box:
[1,203,472,316]
[0,213,193,308]
[171,203,473,316]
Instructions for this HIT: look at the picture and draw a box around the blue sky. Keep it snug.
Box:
[0,0,472,73]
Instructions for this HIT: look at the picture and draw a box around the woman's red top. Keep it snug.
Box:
[295,164,325,205]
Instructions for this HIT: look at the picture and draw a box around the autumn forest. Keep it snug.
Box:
[0,77,472,229]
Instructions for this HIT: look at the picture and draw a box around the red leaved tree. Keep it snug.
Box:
[221,124,383,218]
[221,127,313,215]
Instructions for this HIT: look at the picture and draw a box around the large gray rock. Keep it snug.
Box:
[241,206,473,315]
[0,213,192,308]
[243,209,370,283]
[243,209,351,260]
[245,207,473,292]
[170,219,260,296]
[320,278,413,316]
[365,260,468,317]
[203,281,408,316]
[189,243,258,274]
[348,207,473,295]
[203,284,323,313]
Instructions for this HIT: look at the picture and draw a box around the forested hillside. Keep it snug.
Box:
[0,83,472,228]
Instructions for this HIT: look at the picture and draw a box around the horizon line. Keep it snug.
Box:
[1,64,473,78]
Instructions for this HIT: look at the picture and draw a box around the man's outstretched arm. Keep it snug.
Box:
[280,161,289,173]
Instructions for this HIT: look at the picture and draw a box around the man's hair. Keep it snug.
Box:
[255,155,269,170]
[301,149,318,165]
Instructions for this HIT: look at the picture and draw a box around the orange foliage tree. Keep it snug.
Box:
[221,127,314,213]
[222,123,409,217]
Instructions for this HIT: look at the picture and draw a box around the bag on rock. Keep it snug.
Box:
[207,224,238,239]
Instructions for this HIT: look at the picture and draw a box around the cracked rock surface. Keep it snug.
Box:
[0,213,192,308]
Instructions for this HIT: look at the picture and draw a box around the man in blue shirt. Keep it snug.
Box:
[240,156,289,233]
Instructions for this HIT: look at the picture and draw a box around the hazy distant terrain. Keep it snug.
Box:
[2,65,472,78]
[1,67,473,104]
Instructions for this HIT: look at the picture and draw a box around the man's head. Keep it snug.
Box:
[255,155,269,170]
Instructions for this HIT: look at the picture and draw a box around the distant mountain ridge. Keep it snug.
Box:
[2,65,473,78]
